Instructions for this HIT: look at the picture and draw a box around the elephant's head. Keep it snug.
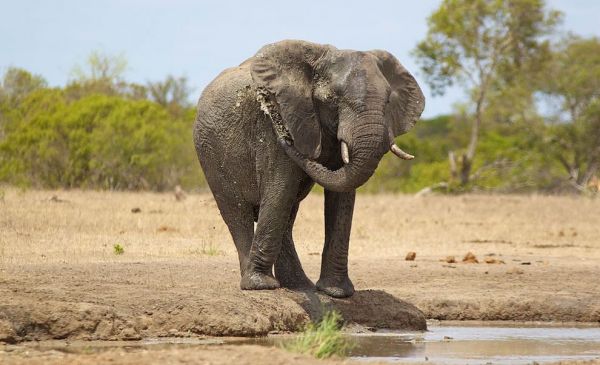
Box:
[250,40,425,192]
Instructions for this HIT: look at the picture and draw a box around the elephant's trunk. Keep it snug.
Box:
[279,116,389,192]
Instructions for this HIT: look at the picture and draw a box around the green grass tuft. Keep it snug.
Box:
[200,242,220,256]
[284,310,353,359]
[113,243,124,255]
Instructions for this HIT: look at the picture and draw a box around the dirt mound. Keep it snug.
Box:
[0,262,425,343]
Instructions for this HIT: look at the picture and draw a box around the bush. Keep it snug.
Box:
[0,88,204,190]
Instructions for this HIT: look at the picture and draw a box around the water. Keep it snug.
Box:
[346,325,600,364]
[5,324,600,364]
[350,326,600,364]
[243,324,600,364]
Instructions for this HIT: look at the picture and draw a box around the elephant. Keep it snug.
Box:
[193,40,424,298]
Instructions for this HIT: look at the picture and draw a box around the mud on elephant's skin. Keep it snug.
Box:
[194,40,425,297]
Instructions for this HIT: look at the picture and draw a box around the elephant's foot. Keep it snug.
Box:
[275,268,314,290]
[275,256,314,290]
[316,276,355,298]
[240,271,280,290]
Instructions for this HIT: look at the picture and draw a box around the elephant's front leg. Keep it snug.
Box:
[317,189,356,298]
[275,203,314,289]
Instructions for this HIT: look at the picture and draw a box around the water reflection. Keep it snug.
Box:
[251,325,600,364]
[348,326,600,364]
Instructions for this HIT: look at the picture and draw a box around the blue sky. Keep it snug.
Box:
[1,0,598,118]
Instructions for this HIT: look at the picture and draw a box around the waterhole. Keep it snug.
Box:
[248,323,600,364]
[4,324,600,364]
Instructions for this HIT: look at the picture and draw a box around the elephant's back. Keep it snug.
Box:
[194,64,260,149]
[195,65,257,127]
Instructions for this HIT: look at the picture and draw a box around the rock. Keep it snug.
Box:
[405,252,416,261]
[120,327,141,340]
[462,252,478,263]
[157,225,177,233]
[0,319,17,343]
[484,257,505,264]
[444,256,456,263]
[94,320,114,338]
[131,207,142,213]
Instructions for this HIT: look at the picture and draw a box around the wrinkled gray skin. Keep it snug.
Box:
[194,40,424,298]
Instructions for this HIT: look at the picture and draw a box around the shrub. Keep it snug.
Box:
[284,310,353,359]
[113,244,124,255]
[0,89,204,190]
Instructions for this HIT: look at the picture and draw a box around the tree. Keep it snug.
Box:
[147,75,192,115]
[0,68,48,142]
[67,51,130,98]
[71,51,127,82]
[413,0,561,187]
[0,67,47,103]
[542,36,600,191]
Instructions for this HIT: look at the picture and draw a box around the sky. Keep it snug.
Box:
[1,0,599,118]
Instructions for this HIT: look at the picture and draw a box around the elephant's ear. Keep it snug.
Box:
[251,40,328,159]
[368,50,425,137]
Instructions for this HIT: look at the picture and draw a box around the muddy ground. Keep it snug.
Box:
[1,189,599,363]
[0,260,425,342]
[1,344,361,365]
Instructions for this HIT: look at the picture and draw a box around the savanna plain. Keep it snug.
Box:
[1,189,599,364]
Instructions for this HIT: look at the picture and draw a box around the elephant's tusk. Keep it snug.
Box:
[341,141,350,164]
[390,144,415,160]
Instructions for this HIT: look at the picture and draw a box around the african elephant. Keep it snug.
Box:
[194,40,424,298]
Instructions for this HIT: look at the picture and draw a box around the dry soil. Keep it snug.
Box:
[1,189,599,363]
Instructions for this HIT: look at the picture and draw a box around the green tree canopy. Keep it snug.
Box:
[542,36,600,189]
[0,67,47,103]
[414,0,561,187]
[0,66,202,191]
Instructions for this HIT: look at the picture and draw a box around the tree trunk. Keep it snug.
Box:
[578,160,598,188]
[458,94,483,186]
[448,151,458,180]
[459,153,473,186]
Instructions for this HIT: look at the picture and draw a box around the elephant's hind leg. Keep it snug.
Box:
[241,163,300,291]
[275,204,314,289]
[212,193,254,276]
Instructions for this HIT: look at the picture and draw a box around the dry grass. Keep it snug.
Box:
[1,188,600,265]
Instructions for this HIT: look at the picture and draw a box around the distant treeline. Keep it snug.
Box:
[0,54,203,191]
[1,3,599,194]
